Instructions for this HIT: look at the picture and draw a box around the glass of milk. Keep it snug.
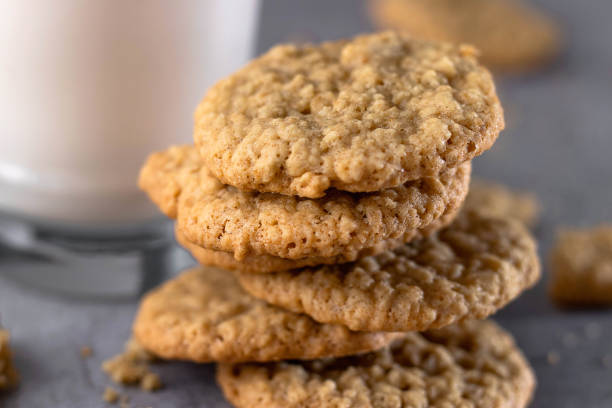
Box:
[0,0,260,296]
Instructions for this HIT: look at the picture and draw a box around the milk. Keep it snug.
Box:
[0,0,260,226]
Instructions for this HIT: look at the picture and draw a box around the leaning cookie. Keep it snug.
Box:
[133,267,402,363]
[140,145,470,262]
[370,0,561,72]
[194,31,503,198]
[176,201,460,274]
[217,320,535,408]
[237,210,540,332]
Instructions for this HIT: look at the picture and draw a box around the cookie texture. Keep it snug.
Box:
[217,320,535,408]
[0,329,19,391]
[549,226,612,305]
[464,180,540,227]
[140,145,470,261]
[237,211,540,332]
[133,267,401,363]
[176,203,460,274]
[370,0,561,72]
[194,31,503,198]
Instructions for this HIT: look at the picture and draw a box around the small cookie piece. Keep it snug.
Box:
[102,337,162,392]
[176,202,460,274]
[133,267,402,363]
[0,328,19,391]
[194,31,503,198]
[549,225,612,305]
[370,0,561,72]
[140,145,470,262]
[464,180,540,227]
[217,320,535,408]
[237,211,540,332]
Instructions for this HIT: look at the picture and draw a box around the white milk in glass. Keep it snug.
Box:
[0,0,259,296]
[0,0,260,227]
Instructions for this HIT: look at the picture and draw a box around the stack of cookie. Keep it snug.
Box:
[137,32,541,407]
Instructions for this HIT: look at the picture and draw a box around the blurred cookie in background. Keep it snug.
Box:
[463,180,541,228]
[549,225,612,306]
[369,0,562,72]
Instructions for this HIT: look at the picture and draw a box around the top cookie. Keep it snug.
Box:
[217,320,535,408]
[370,0,561,72]
[195,31,503,198]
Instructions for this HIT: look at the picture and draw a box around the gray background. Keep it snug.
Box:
[2,0,612,406]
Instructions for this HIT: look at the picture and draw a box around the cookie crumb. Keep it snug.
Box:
[562,332,578,348]
[103,386,120,403]
[585,322,602,340]
[140,372,162,392]
[547,350,560,365]
[124,337,156,363]
[0,328,19,391]
[81,346,93,358]
[102,337,162,392]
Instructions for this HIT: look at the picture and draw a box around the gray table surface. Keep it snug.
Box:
[2,0,612,407]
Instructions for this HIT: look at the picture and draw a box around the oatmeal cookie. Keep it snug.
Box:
[237,211,540,332]
[140,145,470,261]
[549,225,612,305]
[370,0,561,72]
[217,320,535,408]
[176,202,460,274]
[194,31,502,197]
[464,180,540,227]
[133,267,402,363]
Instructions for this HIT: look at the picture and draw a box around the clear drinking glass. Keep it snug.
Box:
[0,0,260,297]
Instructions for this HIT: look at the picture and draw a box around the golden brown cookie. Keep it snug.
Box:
[133,267,402,363]
[549,225,612,306]
[370,0,561,72]
[0,329,19,391]
[176,201,460,274]
[464,180,540,227]
[217,320,535,408]
[140,145,470,262]
[194,31,503,198]
[237,211,540,332]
